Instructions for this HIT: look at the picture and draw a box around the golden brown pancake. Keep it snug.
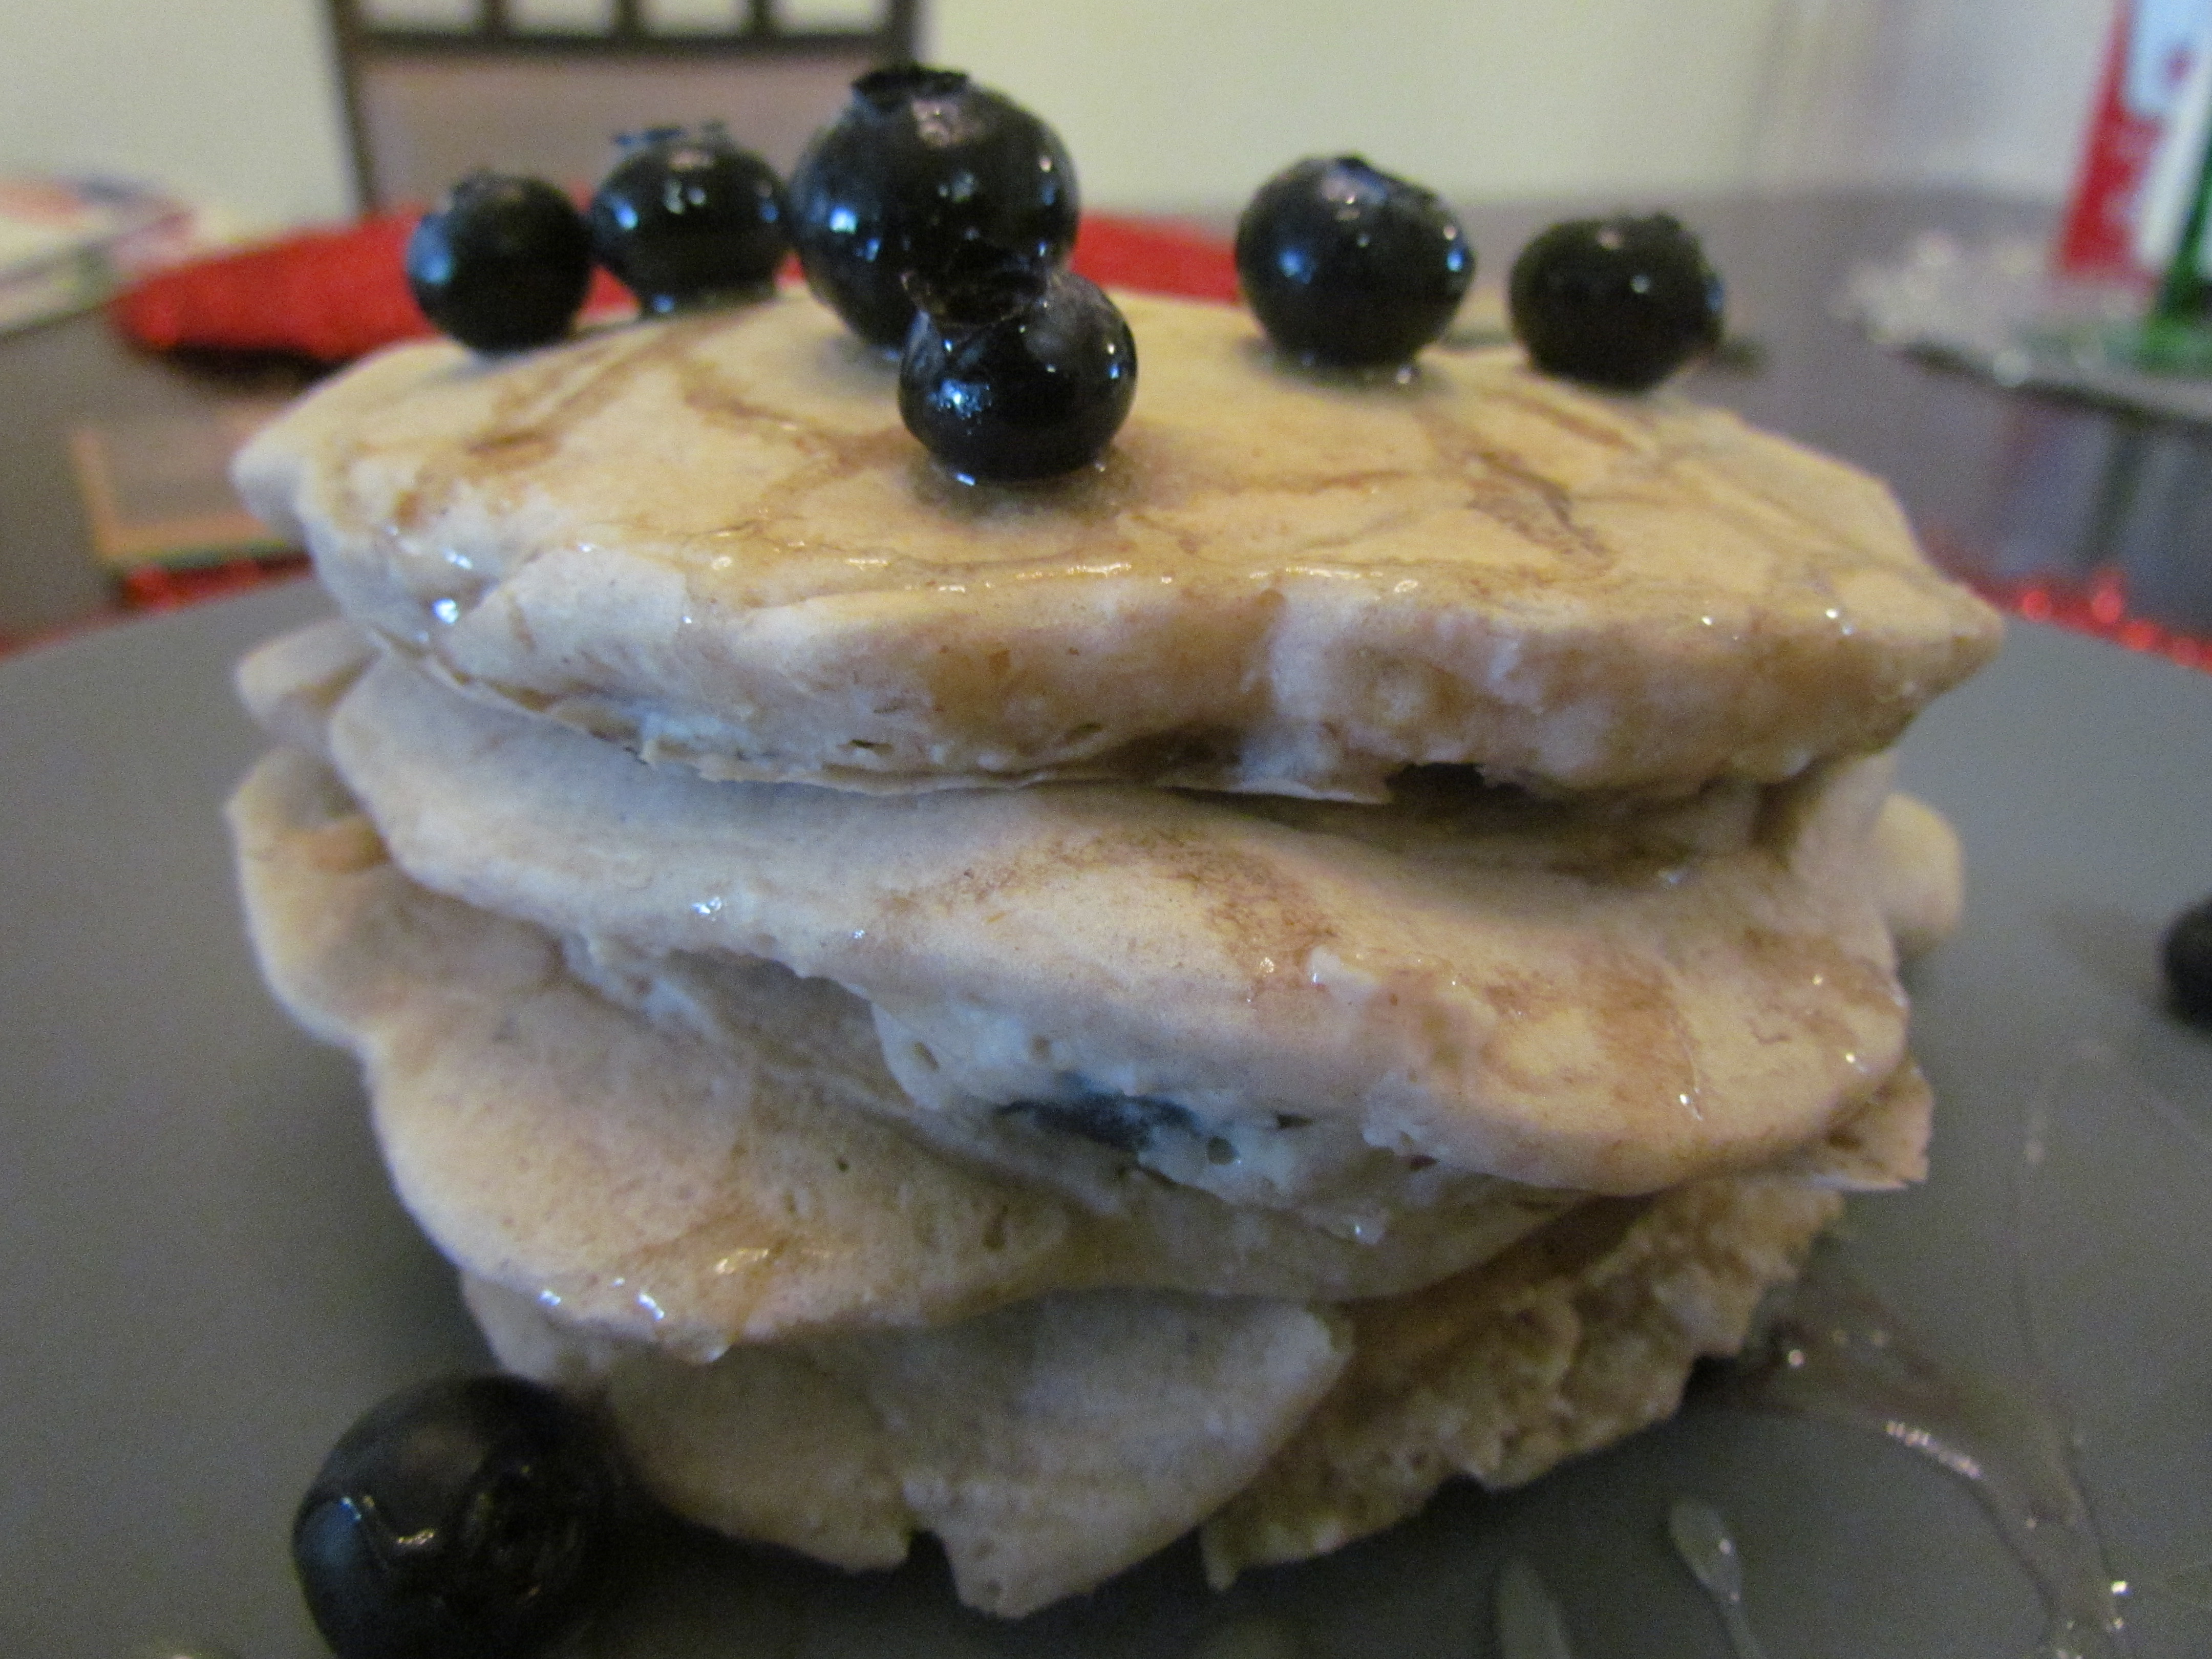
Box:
[310,639,1912,1206]
[233,290,2001,801]
[466,1171,1843,1616]
[226,742,1588,1351]
[225,693,1922,1617]
[465,1275,1352,1619]
[222,266,1990,1617]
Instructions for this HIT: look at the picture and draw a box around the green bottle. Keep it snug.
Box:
[2128,120,2212,374]
[2154,120,2212,324]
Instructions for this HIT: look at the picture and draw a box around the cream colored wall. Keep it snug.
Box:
[0,0,355,227]
[928,0,2114,211]
[0,0,2116,228]
[1747,0,2110,198]
[929,0,1787,212]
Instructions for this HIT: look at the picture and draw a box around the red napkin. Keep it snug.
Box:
[111,213,630,361]
[111,211,1237,364]
[1072,215,1239,304]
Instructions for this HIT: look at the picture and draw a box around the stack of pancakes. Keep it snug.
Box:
[224,289,2000,1616]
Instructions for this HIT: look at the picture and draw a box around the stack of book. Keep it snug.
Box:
[0,175,195,337]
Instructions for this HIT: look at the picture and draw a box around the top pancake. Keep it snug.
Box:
[233,289,2001,800]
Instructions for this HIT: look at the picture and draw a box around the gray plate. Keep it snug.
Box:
[4,581,2208,1659]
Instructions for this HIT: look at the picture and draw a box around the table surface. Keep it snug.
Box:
[6,189,2210,652]
[0,302,314,644]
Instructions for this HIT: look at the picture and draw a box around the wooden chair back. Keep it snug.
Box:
[327,0,920,206]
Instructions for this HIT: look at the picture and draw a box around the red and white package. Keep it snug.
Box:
[2057,0,2212,277]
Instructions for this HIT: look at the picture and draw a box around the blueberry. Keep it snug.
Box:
[1235,156,1474,369]
[2164,894,2212,1025]
[1508,213,1724,391]
[291,1375,619,1659]
[899,257,1136,482]
[406,173,592,354]
[589,124,786,313]
[789,65,1079,348]
[1003,1092,1199,1155]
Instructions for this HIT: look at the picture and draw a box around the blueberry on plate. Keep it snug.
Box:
[406,173,593,354]
[1235,155,1474,369]
[2163,894,2212,1025]
[789,64,1079,348]
[291,1374,619,1659]
[1508,212,1724,391]
[899,254,1136,482]
[589,124,786,313]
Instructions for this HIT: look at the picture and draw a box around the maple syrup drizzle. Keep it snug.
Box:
[1707,1251,2125,1658]
[1668,1498,1770,1659]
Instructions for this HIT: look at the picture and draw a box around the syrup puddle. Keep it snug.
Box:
[1696,1023,2212,1657]
[1667,1499,1769,1659]
[1509,1031,2210,1657]
[1494,1558,1576,1659]
[1709,1250,2124,1658]
[2006,1035,2212,1648]
[2121,1560,2212,1611]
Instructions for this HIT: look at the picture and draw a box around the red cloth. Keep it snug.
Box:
[117,214,420,360]
[117,553,309,613]
[111,213,636,361]
[111,211,1237,364]
[1072,215,1239,303]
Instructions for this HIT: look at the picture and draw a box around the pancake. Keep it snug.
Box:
[466,1276,1352,1619]
[232,289,2001,802]
[224,251,1990,1619]
[565,937,1930,1234]
[234,613,373,760]
[228,649,1930,1617]
[1873,790,1964,960]
[306,637,1912,1209]
[1197,1173,1844,1587]
[226,743,1589,1353]
[466,1169,1844,1617]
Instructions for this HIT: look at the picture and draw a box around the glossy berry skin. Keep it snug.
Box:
[1508,213,1724,391]
[589,126,786,313]
[1235,156,1474,369]
[406,173,592,353]
[790,65,1079,348]
[899,263,1136,481]
[2163,894,2212,1024]
[291,1375,618,1659]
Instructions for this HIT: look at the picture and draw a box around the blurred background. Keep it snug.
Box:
[0,0,2115,228]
